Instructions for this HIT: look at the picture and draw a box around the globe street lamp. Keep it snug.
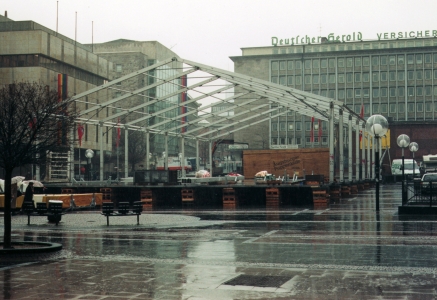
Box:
[85,149,94,181]
[365,115,389,212]
[397,134,410,205]
[409,142,419,178]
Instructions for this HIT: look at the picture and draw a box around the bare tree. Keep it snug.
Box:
[0,82,77,249]
[112,130,148,174]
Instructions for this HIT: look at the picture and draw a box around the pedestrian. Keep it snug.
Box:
[22,181,35,210]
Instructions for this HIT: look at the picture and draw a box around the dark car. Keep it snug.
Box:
[421,173,437,194]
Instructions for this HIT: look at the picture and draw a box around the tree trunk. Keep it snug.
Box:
[3,168,13,249]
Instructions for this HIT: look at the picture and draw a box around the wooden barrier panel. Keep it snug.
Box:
[181,189,194,202]
[140,189,153,208]
[100,188,112,202]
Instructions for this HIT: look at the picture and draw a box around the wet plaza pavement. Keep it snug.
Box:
[1,183,437,299]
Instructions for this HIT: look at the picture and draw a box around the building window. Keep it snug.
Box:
[279,76,286,85]
[381,104,388,113]
[305,60,311,69]
[280,122,286,131]
[381,88,387,97]
[399,103,405,113]
[389,71,396,81]
[355,89,361,98]
[321,74,327,84]
[329,74,336,83]
[372,72,379,82]
[288,61,294,70]
[363,57,370,66]
[408,103,415,112]
[425,70,432,80]
[329,58,335,68]
[321,59,328,68]
[425,54,432,64]
[398,87,405,97]
[280,61,286,70]
[407,54,414,64]
[372,56,379,66]
[271,76,278,83]
[272,138,278,145]
[347,89,353,98]
[426,102,432,112]
[363,88,369,98]
[271,61,279,70]
[296,137,301,144]
[116,64,122,72]
[288,137,294,144]
[373,104,379,113]
[398,55,405,65]
[417,102,423,112]
[380,72,387,81]
[304,75,311,84]
[295,75,302,85]
[295,61,302,69]
[355,57,361,66]
[417,70,423,80]
[338,90,345,99]
[305,121,311,131]
[390,103,396,113]
[338,74,345,83]
[288,123,294,130]
[362,72,369,82]
[389,87,396,97]
[346,73,353,83]
[398,71,405,81]
[417,87,423,96]
[328,90,335,98]
[355,73,361,82]
[380,56,387,65]
[425,86,432,96]
[272,123,278,131]
[373,88,379,98]
[312,59,320,69]
[408,71,415,80]
[313,74,319,84]
[296,121,301,131]
[287,76,293,85]
[322,137,327,144]
[408,87,415,96]
[338,58,344,67]
[416,54,423,64]
[346,58,353,67]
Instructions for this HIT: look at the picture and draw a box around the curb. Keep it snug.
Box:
[0,242,62,254]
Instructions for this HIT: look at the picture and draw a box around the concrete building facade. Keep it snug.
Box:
[231,35,437,163]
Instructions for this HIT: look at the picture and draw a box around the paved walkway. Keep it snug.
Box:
[1,184,437,299]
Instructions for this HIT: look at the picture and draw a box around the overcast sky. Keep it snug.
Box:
[2,0,436,71]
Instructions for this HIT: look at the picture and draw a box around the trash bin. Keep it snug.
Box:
[48,200,63,224]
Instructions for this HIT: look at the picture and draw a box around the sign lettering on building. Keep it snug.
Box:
[271,30,437,46]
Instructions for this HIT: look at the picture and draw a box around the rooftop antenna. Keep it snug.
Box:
[75,12,77,45]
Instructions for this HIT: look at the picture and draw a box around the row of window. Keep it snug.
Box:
[272,53,437,71]
[272,121,328,131]
[273,70,437,85]
[271,137,328,145]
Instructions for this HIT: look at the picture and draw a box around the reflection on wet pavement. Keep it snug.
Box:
[1,183,437,299]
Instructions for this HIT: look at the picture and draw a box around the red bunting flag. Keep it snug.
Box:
[77,124,84,146]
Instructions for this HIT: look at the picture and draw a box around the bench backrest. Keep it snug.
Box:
[49,202,63,214]
[36,202,47,214]
[102,202,114,214]
[22,202,35,214]
[133,201,143,214]
[118,202,129,214]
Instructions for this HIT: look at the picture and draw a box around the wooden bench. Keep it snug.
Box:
[22,200,64,226]
[101,201,143,226]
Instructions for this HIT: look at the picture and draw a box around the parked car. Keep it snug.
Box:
[420,172,437,194]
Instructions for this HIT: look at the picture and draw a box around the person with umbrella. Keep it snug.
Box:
[22,181,35,211]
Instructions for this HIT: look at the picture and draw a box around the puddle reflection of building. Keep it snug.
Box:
[266,205,280,230]
[3,269,11,299]
[376,213,381,265]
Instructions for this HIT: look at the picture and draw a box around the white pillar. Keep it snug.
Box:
[99,122,104,181]
[124,127,128,178]
[181,136,185,177]
[165,132,169,171]
[146,130,150,170]
[367,135,371,178]
[209,140,213,174]
[361,123,366,180]
[196,139,199,172]
[339,109,344,182]
[348,115,353,182]
[355,120,360,181]
[329,102,335,183]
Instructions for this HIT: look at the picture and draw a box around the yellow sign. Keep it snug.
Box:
[360,129,390,149]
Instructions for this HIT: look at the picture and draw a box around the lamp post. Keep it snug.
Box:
[397,134,410,205]
[85,149,94,181]
[365,115,388,212]
[409,142,418,178]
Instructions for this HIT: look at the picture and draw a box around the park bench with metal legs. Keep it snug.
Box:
[101,201,143,226]
[22,200,64,226]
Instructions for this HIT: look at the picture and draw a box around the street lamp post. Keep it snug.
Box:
[409,142,419,178]
[365,115,389,212]
[397,134,410,205]
[85,149,94,181]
